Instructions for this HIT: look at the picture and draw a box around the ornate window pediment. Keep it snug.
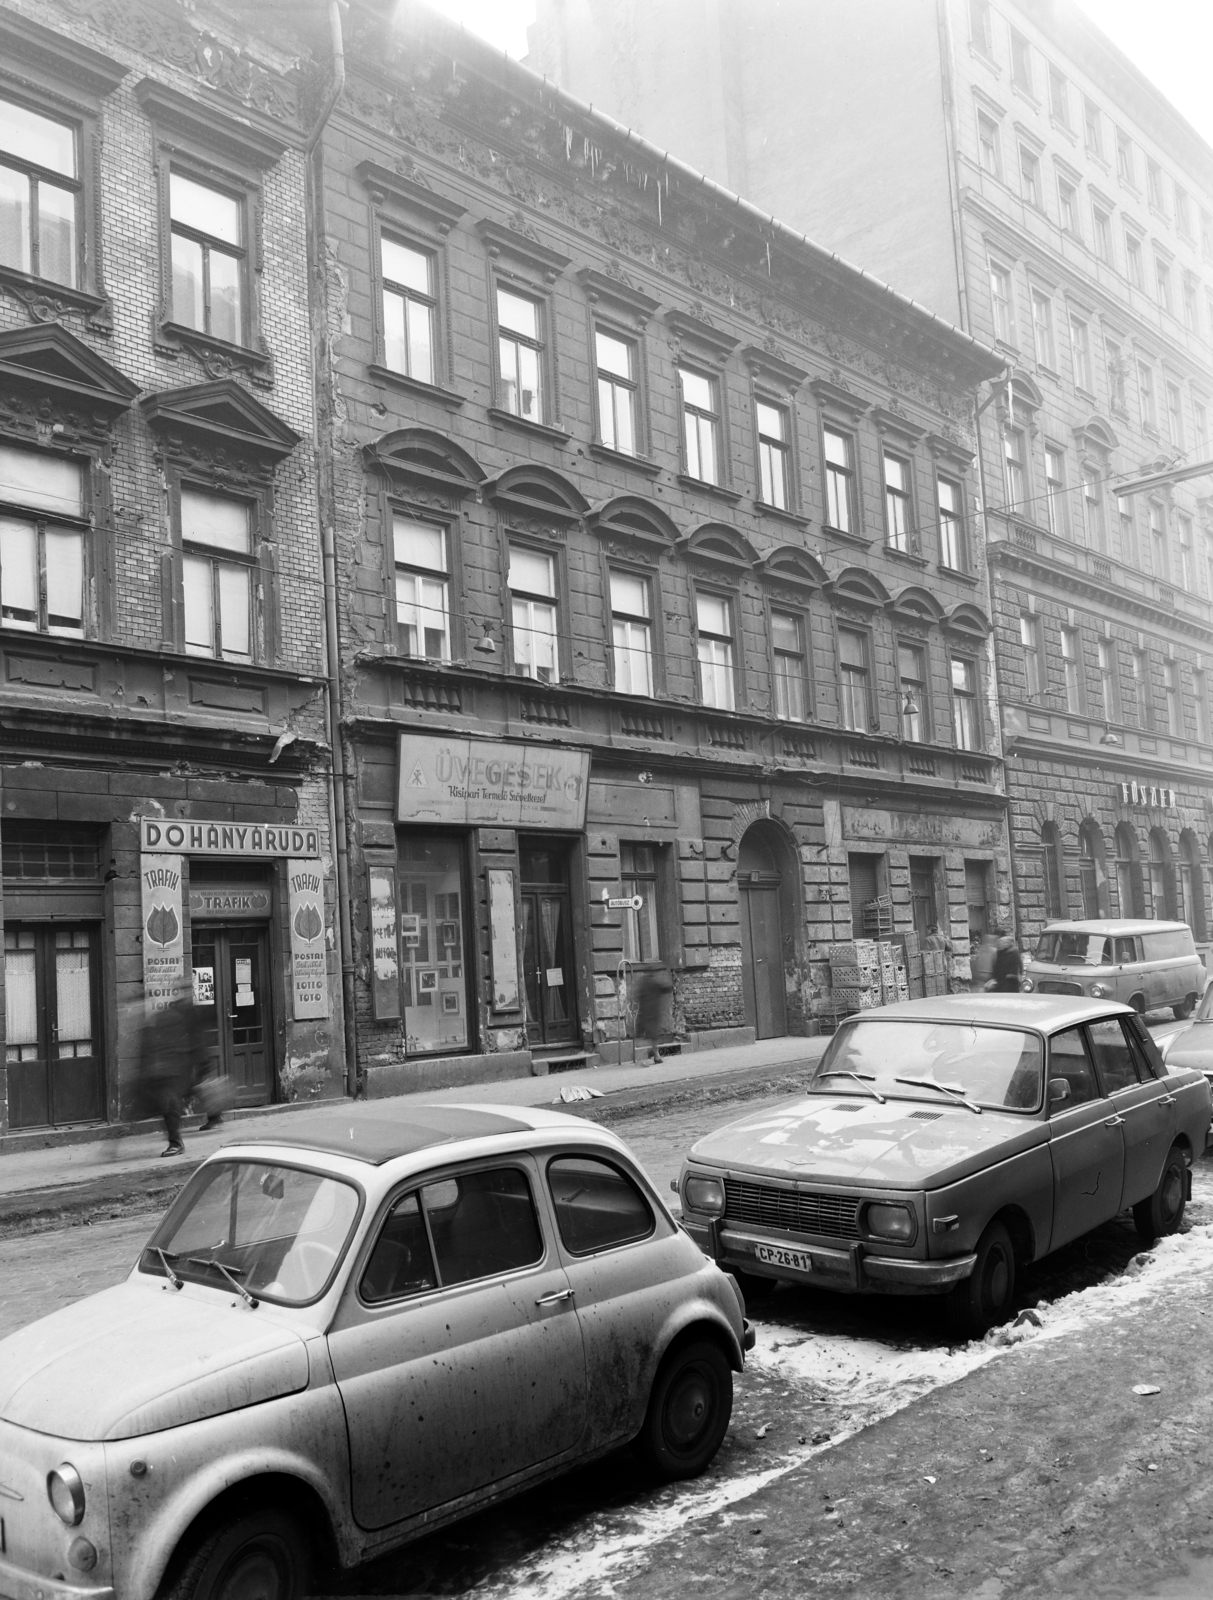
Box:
[0,322,138,428]
[742,345,807,391]
[140,378,299,471]
[828,566,889,609]
[944,601,992,640]
[485,465,588,523]
[578,267,660,324]
[586,494,679,548]
[364,429,485,498]
[676,523,757,569]
[356,160,466,234]
[888,584,945,625]
[1073,415,1118,455]
[477,217,570,282]
[757,544,827,591]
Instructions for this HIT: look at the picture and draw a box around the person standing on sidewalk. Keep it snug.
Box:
[990,928,1024,993]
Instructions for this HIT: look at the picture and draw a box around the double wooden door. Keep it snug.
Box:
[520,843,579,1048]
[190,925,271,1105]
[5,923,104,1129]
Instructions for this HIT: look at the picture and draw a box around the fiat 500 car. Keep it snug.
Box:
[678,996,1211,1336]
[1155,977,1213,1085]
[0,1105,750,1600]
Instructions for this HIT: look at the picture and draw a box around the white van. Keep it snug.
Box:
[1023,919,1207,1019]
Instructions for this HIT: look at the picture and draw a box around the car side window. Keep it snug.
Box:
[1048,1026,1100,1109]
[421,1166,543,1287]
[1085,1018,1142,1094]
[547,1155,655,1256]
[360,1192,437,1304]
[1124,1013,1166,1080]
[1114,937,1137,963]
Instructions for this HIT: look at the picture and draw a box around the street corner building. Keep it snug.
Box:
[304,0,1014,1095]
[0,1,345,1136]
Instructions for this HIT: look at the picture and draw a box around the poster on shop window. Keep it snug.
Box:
[288,859,329,1019]
[141,853,185,1011]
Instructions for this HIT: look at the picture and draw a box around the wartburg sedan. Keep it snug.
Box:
[0,1106,750,1600]
[679,997,1211,1336]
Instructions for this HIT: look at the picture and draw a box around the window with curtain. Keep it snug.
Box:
[508,544,558,683]
[695,590,735,710]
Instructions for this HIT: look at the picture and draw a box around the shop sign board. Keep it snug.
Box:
[1119,782,1176,809]
[141,853,185,1010]
[288,860,329,1020]
[369,864,401,1020]
[188,887,271,919]
[140,818,321,858]
[397,734,589,830]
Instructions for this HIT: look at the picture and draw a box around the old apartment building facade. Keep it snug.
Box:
[533,0,1213,954]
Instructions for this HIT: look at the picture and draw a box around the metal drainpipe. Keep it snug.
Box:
[305,0,358,1095]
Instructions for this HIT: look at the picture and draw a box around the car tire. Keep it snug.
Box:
[730,1267,777,1302]
[1133,1143,1188,1245]
[637,1338,733,1481]
[946,1220,1016,1339]
[1129,993,1146,1016]
[1174,994,1197,1020]
[157,1507,310,1600]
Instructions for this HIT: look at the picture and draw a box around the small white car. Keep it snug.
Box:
[0,1105,750,1600]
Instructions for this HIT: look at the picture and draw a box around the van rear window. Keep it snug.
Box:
[1141,930,1196,962]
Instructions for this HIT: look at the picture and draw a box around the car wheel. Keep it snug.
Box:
[1129,993,1146,1016]
[730,1267,777,1302]
[946,1220,1016,1339]
[1174,994,1197,1021]
[637,1338,733,1481]
[157,1508,310,1600]
[1133,1143,1188,1245]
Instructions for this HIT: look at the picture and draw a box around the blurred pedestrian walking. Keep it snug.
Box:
[135,991,206,1156]
[971,929,998,991]
[632,966,673,1064]
[990,928,1024,993]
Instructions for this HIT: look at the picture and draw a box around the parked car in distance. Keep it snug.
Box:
[1156,978,1213,1085]
[678,996,1211,1337]
[0,1106,751,1600]
[1022,919,1206,1019]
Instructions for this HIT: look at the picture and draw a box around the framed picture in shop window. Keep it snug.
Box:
[442,991,460,1014]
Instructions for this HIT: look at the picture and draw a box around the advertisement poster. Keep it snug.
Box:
[369,864,401,1020]
[141,853,185,1011]
[288,859,329,1020]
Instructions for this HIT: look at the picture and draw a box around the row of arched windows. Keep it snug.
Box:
[1040,819,1209,939]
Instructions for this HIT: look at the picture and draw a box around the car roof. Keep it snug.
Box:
[1037,920,1191,936]
[222,1105,555,1166]
[837,994,1133,1030]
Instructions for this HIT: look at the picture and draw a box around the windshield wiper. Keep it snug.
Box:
[894,1076,982,1114]
[817,1070,887,1104]
[153,1247,183,1289]
[187,1255,259,1308]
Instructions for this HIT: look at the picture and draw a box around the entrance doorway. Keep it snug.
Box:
[519,840,579,1048]
[909,857,940,940]
[190,926,271,1106]
[4,924,103,1128]
[739,825,790,1039]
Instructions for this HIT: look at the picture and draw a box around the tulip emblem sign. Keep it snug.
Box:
[141,854,185,1010]
[288,860,329,1020]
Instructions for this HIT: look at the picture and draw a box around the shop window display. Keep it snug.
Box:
[399,837,467,1055]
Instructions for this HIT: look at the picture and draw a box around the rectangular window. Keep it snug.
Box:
[1020,145,1042,210]
[1049,65,1070,126]
[756,400,791,509]
[497,287,544,424]
[1125,231,1144,288]
[620,843,661,963]
[508,544,558,683]
[170,172,244,346]
[1092,207,1112,264]
[1165,380,1184,446]
[1021,613,1042,699]
[1058,178,1079,237]
[1195,399,1208,452]
[838,627,869,734]
[679,366,719,485]
[393,517,449,660]
[1156,254,1173,315]
[0,444,85,637]
[898,642,927,742]
[823,426,856,532]
[1084,98,1103,158]
[181,489,252,662]
[1116,129,1134,185]
[1004,425,1027,511]
[1179,513,1194,591]
[1069,315,1091,390]
[883,450,913,553]
[1118,494,1137,565]
[1106,339,1126,411]
[1147,158,1166,213]
[1098,639,1118,723]
[609,569,653,696]
[1195,668,1211,745]
[1044,445,1069,537]
[989,260,1015,342]
[695,590,734,710]
[1010,29,1033,91]
[1131,648,1149,728]
[1083,466,1106,551]
[0,96,78,289]
[380,235,435,384]
[1164,659,1180,736]
[771,609,807,722]
[1138,362,1157,430]
[595,328,638,455]
[1031,288,1055,366]
[1149,501,1169,579]
[969,0,993,52]
[1183,273,1200,333]
[1176,186,1193,238]
[938,475,965,570]
[977,112,1002,179]
[1060,626,1082,713]
[951,656,979,750]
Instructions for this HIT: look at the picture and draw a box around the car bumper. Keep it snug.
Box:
[686,1219,977,1295]
[0,1553,113,1600]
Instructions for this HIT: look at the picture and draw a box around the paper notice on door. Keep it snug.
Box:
[235,986,254,1008]
[546,967,564,987]
[192,966,214,1007]
[235,958,252,985]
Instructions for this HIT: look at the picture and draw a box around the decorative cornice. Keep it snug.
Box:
[356,160,466,233]
[870,405,925,443]
[809,376,870,418]
[476,217,570,280]
[0,7,126,99]
[741,343,808,389]
[665,308,739,357]
[135,77,290,171]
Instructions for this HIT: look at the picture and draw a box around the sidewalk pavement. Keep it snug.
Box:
[0,1033,826,1229]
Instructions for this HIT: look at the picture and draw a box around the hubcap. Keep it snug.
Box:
[666,1370,712,1451]
[1161,1166,1184,1224]
[986,1250,1010,1311]
[218,1545,287,1600]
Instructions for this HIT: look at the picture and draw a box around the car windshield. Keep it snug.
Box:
[1033,932,1111,966]
[810,1020,1044,1112]
[140,1160,361,1306]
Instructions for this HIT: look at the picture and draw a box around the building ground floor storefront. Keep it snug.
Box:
[0,762,345,1138]
[353,730,1013,1094]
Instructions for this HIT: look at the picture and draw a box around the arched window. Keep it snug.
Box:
[1114,823,1144,918]
[1179,830,1208,940]
[1148,827,1177,920]
[1079,820,1109,916]
[1041,822,1067,919]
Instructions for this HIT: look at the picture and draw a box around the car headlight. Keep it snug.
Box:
[683,1174,726,1217]
[1020,977,1035,992]
[47,1463,85,1527]
[1089,983,1109,998]
[865,1202,916,1243]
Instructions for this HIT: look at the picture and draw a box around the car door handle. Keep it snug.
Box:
[1104,1115,1126,1127]
[1158,1095,1177,1106]
[535,1288,575,1306]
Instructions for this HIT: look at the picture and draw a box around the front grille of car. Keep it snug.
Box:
[723,1178,862,1240]
[1036,980,1084,995]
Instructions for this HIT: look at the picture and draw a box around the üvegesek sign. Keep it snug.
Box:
[397,734,589,829]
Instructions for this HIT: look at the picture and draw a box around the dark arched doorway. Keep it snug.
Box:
[1148,827,1177,920]
[1079,819,1110,917]
[738,822,796,1039]
[1114,823,1144,918]
[1179,830,1207,939]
